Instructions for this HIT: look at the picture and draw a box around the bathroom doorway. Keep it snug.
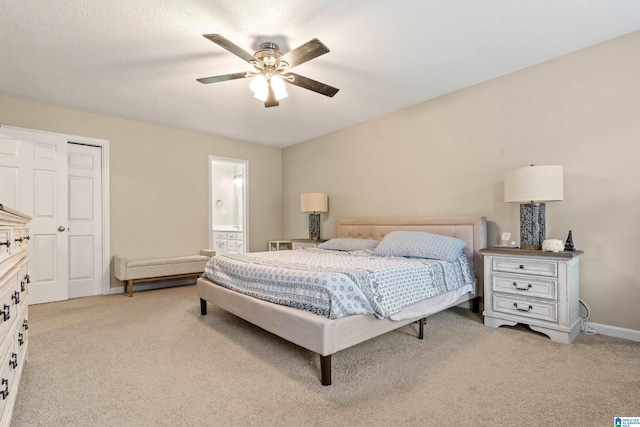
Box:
[209,156,248,255]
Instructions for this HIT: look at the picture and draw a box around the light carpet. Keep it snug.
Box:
[12,285,640,426]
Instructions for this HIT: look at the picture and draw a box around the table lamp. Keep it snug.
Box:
[504,165,563,250]
[301,193,328,240]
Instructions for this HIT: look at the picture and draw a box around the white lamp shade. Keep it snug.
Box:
[504,165,564,203]
[301,193,328,213]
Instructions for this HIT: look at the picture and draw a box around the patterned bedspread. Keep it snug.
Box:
[203,248,475,319]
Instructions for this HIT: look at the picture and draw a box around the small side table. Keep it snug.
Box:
[269,240,292,251]
[291,238,327,249]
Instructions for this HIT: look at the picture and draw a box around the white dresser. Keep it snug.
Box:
[481,247,583,344]
[0,205,31,426]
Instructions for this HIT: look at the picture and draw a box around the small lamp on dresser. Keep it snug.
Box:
[504,165,563,250]
[301,192,328,240]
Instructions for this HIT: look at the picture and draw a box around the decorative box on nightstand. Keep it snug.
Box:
[480,247,583,344]
[291,239,327,250]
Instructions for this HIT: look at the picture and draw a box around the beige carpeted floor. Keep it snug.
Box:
[12,285,640,426]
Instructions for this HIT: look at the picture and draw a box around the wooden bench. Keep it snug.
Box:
[114,250,215,296]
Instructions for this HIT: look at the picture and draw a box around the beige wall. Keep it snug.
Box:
[0,95,283,287]
[283,31,640,331]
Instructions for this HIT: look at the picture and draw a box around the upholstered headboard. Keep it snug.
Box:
[337,216,487,293]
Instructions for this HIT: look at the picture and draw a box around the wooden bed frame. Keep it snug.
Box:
[198,216,487,385]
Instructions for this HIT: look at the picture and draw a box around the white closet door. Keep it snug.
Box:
[67,143,103,298]
[0,127,69,304]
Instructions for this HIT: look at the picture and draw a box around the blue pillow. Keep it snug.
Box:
[317,238,380,252]
[373,231,466,261]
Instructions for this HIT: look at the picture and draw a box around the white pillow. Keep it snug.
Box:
[317,238,380,252]
[373,231,466,261]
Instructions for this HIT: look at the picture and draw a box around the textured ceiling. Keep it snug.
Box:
[1,1,639,148]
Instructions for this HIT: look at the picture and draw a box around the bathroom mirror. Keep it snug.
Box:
[209,156,248,254]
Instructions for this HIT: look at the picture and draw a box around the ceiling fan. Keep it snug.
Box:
[197,34,339,108]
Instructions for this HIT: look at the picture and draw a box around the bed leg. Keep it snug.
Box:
[200,298,207,315]
[471,297,480,313]
[320,355,332,386]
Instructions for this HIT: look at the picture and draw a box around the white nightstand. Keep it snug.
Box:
[480,247,583,344]
[291,238,327,249]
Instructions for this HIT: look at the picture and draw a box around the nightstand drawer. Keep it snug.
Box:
[492,257,557,277]
[492,273,557,300]
[492,294,558,323]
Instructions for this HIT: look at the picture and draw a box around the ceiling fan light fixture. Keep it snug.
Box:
[198,34,339,107]
[249,74,267,94]
[270,75,288,100]
[254,87,268,102]
[251,75,287,102]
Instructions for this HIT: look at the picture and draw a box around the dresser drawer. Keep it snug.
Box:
[16,310,28,370]
[0,228,9,264]
[0,337,14,418]
[16,328,27,364]
[14,228,29,252]
[0,273,17,341]
[492,273,557,300]
[227,241,238,251]
[492,294,558,323]
[17,262,29,317]
[492,257,557,277]
[213,232,227,240]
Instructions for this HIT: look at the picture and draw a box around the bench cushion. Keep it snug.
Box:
[114,254,211,281]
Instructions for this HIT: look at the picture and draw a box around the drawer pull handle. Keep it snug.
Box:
[14,237,23,243]
[25,235,30,241]
[23,319,28,330]
[519,265,525,269]
[513,303,533,312]
[0,304,9,322]
[25,274,30,284]
[513,282,532,291]
[18,333,24,346]
[9,353,17,370]
[0,379,8,400]
[21,281,26,292]
[0,240,10,248]
[11,291,20,304]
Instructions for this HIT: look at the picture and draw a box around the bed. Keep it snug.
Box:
[197,216,487,385]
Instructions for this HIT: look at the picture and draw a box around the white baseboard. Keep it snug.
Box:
[110,277,197,295]
[586,322,640,342]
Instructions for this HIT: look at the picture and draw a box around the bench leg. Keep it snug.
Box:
[200,298,207,315]
[128,280,134,297]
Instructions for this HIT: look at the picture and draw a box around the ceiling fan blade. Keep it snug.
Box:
[196,72,251,84]
[264,85,279,108]
[284,73,339,97]
[203,34,255,63]
[279,39,329,69]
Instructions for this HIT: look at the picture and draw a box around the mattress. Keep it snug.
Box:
[203,248,475,319]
